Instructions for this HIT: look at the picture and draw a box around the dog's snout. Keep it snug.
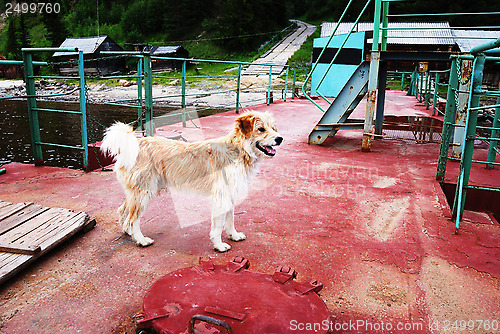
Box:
[275,136,283,145]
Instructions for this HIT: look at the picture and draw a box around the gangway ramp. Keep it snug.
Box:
[308,60,369,145]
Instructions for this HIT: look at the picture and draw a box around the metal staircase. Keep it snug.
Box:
[308,60,369,145]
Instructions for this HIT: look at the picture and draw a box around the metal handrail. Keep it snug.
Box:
[301,0,363,112]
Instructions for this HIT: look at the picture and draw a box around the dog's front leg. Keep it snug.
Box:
[210,200,232,252]
[225,207,246,242]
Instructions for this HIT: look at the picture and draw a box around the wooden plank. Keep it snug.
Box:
[0,254,32,284]
[0,208,66,243]
[0,201,94,285]
[38,213,89,251]
[16,209,80,248]
[0,201,13,210]
[0,212,89,284]
[0,203,49,236]
[0,242,41,255]
[0,202,32,221]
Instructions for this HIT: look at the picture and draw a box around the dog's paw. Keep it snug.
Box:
[122,225,132,236]
[214,242,231,252]
[229,232,246,242]
[136,237,154,247]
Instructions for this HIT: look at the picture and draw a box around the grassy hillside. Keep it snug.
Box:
[0,0,294,62]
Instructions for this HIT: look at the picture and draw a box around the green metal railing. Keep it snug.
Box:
[399,68,451,116]
[2,49,296,171]
[303,0,500,150]
[19,47,90,169]
[436,43,500,231]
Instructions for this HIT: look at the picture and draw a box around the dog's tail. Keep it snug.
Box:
[101,122,139,170]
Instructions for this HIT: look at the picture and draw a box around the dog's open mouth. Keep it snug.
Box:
[256,142,277,156]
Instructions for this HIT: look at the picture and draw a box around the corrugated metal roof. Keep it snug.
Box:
[150,46,182,55]
[452,30,500,52]
[321,22,455,45]
[53,36,110,57]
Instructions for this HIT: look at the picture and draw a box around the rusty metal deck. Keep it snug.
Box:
[0,91,498,333]
[0,201,94,285]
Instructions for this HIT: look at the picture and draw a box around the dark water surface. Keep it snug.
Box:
[0,99,225,169]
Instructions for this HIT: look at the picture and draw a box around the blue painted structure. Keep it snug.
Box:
[310,32,366,97]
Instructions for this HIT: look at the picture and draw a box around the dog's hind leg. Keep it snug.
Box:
[225,207,246,242]
[210,199,232,252]
[124,191,154,247]
[117,201,130,234]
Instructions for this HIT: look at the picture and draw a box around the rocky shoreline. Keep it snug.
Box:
[0,76,291,108]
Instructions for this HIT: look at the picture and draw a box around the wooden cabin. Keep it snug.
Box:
[134,45,190,71]
[53,36,125,76]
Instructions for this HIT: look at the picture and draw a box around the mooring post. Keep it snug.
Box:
[22,51,43,165]
[78,50,89,171]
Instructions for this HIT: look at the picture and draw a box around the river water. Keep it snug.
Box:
[0,99,217,169]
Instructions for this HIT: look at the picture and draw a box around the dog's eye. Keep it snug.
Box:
[258,127,266,132]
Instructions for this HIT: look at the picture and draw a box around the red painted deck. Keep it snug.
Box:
[0,90,499,333]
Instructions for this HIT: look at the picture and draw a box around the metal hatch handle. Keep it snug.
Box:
[188,315,232,334]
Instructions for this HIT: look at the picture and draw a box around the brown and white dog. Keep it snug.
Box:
[101,112,282,252]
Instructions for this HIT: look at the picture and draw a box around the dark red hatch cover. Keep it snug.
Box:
[135,256,331,333]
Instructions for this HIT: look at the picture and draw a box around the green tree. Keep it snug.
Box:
[5,17,20,59]
[41,12,69,47]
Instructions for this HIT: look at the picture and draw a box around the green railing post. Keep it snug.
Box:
[267,65,273,105]
[418,71,424,102]
[425,71,431,109]
[401,72,405,91]
[412,70,418,96]
[143,53,154,136]
[292,68,297,99]
[236,63,242,113]
[432,72,439,115]
[381,1,389,51]
[487,81,500,169]
[181,60,187,127]
[137,57,143,131]
[284,66,289,102]
[362,0,382,152]
[78,51,89,171]
[407,71,414,95]
[372,0,382,51]
[22,51,43,165]
[453,54,485,229]
[436,57,459,181]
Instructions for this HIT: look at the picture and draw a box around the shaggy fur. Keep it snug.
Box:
[101,112,282,252]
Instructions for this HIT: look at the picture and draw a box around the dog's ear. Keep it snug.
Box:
[236,114,256,138]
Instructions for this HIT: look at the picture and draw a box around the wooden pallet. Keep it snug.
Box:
[0,201,95,285]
